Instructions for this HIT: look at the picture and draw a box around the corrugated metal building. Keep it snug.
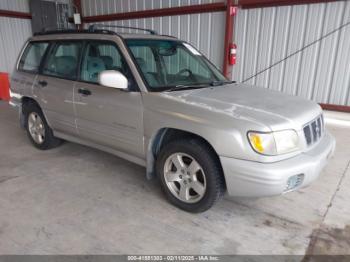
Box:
[0,0,72,73]
[0,0,349,108]
[0,0,32,73]
[234,1,350,107]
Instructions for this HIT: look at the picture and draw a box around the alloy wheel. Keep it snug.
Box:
[163,153,207,203]
[28,112,45,144]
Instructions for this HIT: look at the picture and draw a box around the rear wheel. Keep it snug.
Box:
[24,102,62,150]
[156,138,226,213]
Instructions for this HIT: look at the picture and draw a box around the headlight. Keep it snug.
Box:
[248,130,299,155]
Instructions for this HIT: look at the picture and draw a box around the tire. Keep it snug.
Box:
[156,138,226,213]
[23,102,62,150]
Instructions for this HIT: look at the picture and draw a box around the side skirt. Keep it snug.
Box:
[54,131,147,168]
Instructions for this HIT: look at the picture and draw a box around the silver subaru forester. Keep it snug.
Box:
[9,26,336,212]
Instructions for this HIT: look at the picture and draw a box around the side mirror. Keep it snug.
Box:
[98,70,128,90]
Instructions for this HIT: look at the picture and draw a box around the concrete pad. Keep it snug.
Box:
[0,101,349,255]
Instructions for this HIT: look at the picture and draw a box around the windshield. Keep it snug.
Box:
[126,39,228,91]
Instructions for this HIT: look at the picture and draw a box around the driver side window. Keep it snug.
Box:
[81,42,125,83]
[129,46,160,87]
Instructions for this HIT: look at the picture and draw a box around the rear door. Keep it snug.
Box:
[34,40,83,136]
[11,41,49,99]
[74,40,144,158]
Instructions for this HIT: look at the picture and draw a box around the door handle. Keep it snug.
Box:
[38,80,47,87]
[78,88,92,96]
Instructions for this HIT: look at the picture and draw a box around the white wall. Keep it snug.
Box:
[0,17,32,73]
[0,0,30,12]
[0,0,74,73]
[233,1,350,106]
[0,0,32,73]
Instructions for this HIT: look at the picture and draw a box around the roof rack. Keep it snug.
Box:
[88,24,158,35]
[33,28,117,36]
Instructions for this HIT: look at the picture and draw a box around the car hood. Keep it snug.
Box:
[161,83,322,131]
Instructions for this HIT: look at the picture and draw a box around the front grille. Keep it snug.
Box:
[303,115,324,147]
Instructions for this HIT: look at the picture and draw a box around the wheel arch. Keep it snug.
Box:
[20,97,38,128]
[22,96,39,107]
[20,97,49,128]
[146,127,224,182]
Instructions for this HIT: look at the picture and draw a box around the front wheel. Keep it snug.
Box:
[156,138,226,213]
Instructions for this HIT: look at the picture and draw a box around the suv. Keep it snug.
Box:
[10,26,336,212]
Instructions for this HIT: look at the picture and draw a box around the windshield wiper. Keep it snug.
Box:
[166,80,236,91]
[166,84,209,92]
[209,80,236,86]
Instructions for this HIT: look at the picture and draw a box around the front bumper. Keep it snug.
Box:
[220,132,336,197]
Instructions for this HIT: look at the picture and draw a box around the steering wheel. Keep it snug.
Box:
[175,68,194,78]
[167,69,197,85]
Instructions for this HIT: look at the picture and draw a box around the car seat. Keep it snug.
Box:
[100,56,113,70]
[82,57,106,82]
[135,57,159,86]
[52,56,77,77]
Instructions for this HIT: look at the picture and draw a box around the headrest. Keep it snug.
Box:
[55,56,77,76]
[86,57,106,82]
[100,56,113,69]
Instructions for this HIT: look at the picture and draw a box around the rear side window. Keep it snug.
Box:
[43,41,83,80]
[18,42,49,73]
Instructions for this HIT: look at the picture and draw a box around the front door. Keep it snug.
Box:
[74,41,144,158]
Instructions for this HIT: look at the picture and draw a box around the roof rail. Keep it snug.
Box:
[160,34,177,39]
[33,28,117,36]
[88,24,158,35]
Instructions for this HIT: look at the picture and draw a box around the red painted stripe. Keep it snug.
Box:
[83,2,227,23]
[82,0,337,23]
[239,0,338,9]
[0,9,31,19]
[320,104,350,113]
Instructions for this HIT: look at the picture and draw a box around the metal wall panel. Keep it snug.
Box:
[0,0,76,73]
[0,17,32,73]
[82,0,223,16]
[233,1,350,106]
[83,0,226,70]
[0,0,32,73]
[0,0,72,13]
[0,0,30,12]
